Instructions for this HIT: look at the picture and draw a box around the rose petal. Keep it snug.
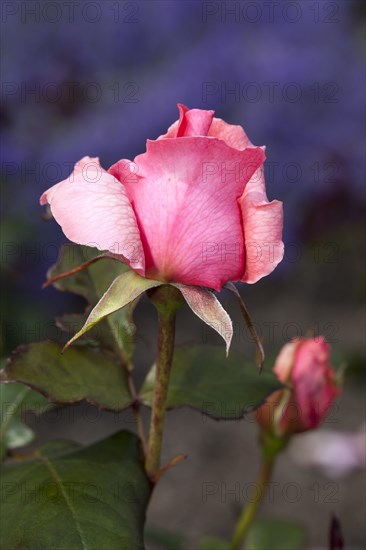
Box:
[40,156,145,274]
[292,338,340,429]
[108,158,140,185]
[159,105,252,148]
[273,341,298,383]
[239,165,284,283]
[208,117,253,150]
[158,103,187,139]
[176,107,214,137]
[124,138,265,290]
[159,103,214,138]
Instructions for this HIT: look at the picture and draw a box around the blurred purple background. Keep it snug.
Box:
[1,1,365,350]
[2,0,365,354]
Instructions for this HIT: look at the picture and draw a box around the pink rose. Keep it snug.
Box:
[40,104,283,291]
[258,337,340,435]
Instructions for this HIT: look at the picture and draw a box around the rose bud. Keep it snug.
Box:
[40,104,283,291]
[257,337,340,437]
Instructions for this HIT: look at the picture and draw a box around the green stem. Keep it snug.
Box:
[127,374,148,455]
[230,456,275,550]
[145,286,181,481]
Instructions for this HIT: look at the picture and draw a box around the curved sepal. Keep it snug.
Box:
[225,282,265,370]
[172,284,232,355]
[63,271,162,351]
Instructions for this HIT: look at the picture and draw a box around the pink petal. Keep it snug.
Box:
[174,284,233,354]
[208,117,253,150]
[159,105,253,148]
[176,107,214,137]
[158,103,187,139]
[239,165,284,283]
[40,156,145,274]
[108,158,140,185]
[292,338,340,429]
[124,138,265,290]
[273,341,298,383]
[159,103,214,138]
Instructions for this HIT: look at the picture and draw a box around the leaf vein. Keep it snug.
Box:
[38,453,90,550]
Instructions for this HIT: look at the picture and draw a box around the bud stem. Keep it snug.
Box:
[145,285,182,481]
[230,456,275,550]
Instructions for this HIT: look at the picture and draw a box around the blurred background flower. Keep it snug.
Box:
[289,425,366,478]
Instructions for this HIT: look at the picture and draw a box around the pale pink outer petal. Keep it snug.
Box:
[108,158,140,185]
[174,284,233,355]
[208,117,253,150]
[292,337,340,429]
[273,341,298,383]
[40,156,145,274]
[239,165,284,283]
[124,138,265,290]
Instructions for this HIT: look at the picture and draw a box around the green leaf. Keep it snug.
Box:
[0,382,52,459]
[199,537,230,549]
[140,346,282,420]
[0,431,151,550]
[48,244,141,360]
[0,342,133,411]
[3,417,34,451]
[64,270,161,350]
[246,519,306,550]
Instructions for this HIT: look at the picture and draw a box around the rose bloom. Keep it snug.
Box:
[258,337,340,435]
[40,104,283,291]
